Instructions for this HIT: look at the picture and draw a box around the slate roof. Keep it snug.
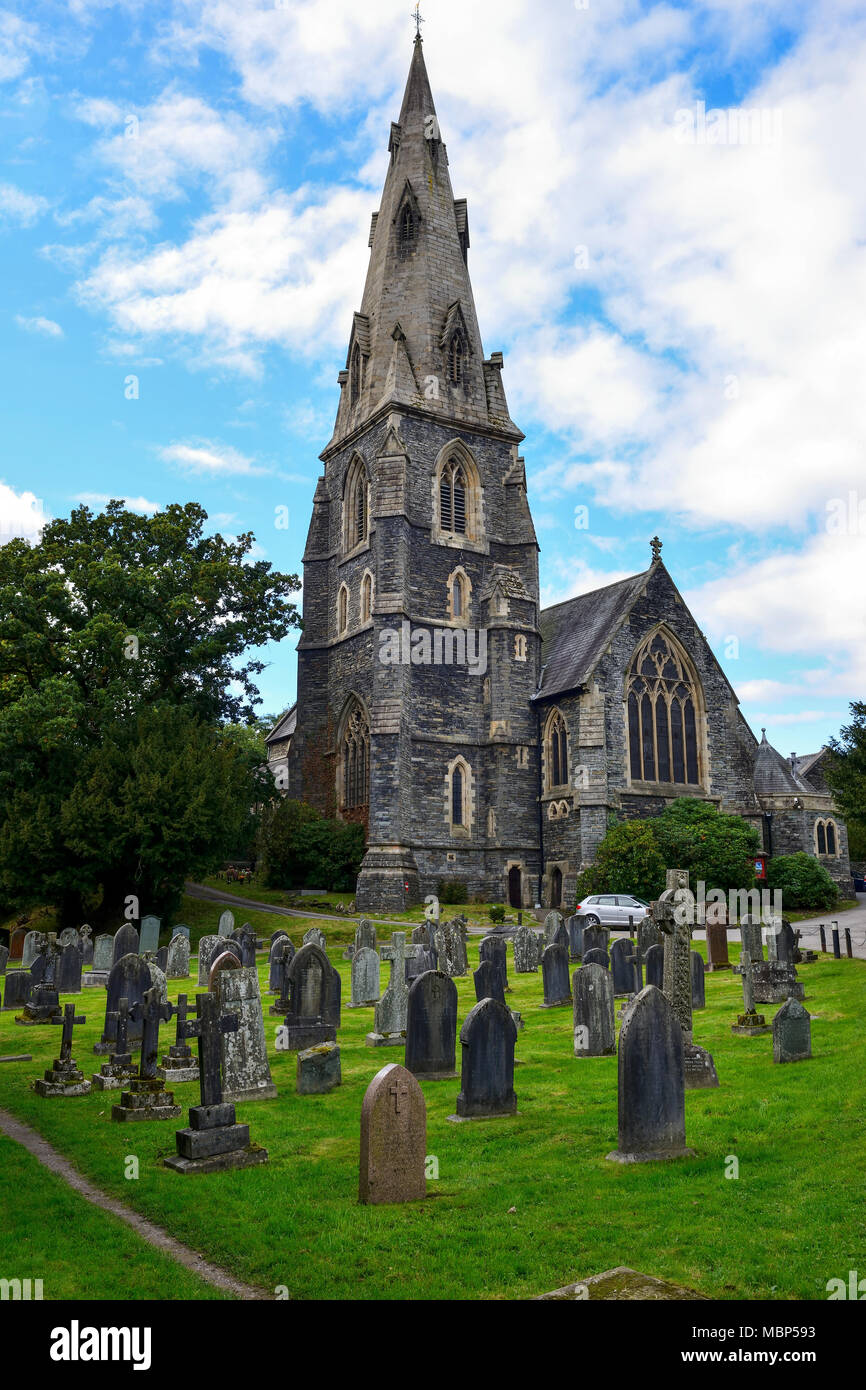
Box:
[534,568,651,701]
[265,705,297,746]
[753,730,814,797]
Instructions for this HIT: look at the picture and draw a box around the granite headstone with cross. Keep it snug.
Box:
[358,1063,426,1205]
[157,993,200,1083]
[652,869,718,1090]
[165,992,269,1175]
[111,987,181,1122]
[366,931,422,1047]
[273,942,338,1050]
[405,970,458,1081]
[92,997,140,1090]
[449,997,517,1122]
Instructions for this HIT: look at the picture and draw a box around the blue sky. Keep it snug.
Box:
[1,0,864,752]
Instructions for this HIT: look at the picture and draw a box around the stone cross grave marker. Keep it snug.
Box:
[731,949,771,1035]
[35,1003,90,1097]
[366,932,421,1047]
[112,987,181,1122]
[157,992,200,1083]
[92,996,139,1090]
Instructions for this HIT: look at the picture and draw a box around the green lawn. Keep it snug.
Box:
[1,926,864,1301]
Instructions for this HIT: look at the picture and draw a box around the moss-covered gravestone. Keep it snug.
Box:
[35,1004,90,1097]
[773,996,811,1063]
[111,987,181,1122]
[573,963,615,1057]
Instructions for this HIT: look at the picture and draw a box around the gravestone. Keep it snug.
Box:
[208,950,242,992]
[740,919,763,963]
[653,869,719,1090]
[22,932,45,969]
[9,928,26,960]
[752,960,805,1004]
[544,911,564,945]
[583,947,610,970]
[303,926,327,951]
[513,924,539,973]
[359,1063,426,1205]
[350,946,380,1008]
[433,920,468,977]
[645,943,664,988]
[606,986,693,1163]
[270,928,289,948]
[112,924,140,966]
[297,1041,341,1095]
[94,954,153,1053]
[773,997,811,1063]
[157,993,200,1084]
[78,926,93,967]
[479,935,509,993]
[230,923,257,968]
[366,932,421,1047]
[139,916,161,955]
[92,997,139,1090]
[57,928,79,949]
[541,944,572,1007]
[171,925,191,942]
[34,1004,90,1098]
[610,939,636,998]
[450,998,517,1121]
[0,946,7,975]
[215,966,277,1102]
[582,926,610,956]
[637,918,662,954]
[165,933,190,980]
[405,970,458,1081]
[90,933,114,975]
[112,987,181,1122]
[165,992,269,1174]
[268,937,294,995]
[690,952,706,1010]
[217,910,235,938]
[731,949,771,1035]
[156,946,169,975]
[474,957,506,1007]
[774,920,796,966]
[406,942,434,984]
[55,943,83,995]
[356,919,377,952]
[3,968,33,1012]
[706,922,731,972]
[566,915,585,962]
[197,935,239,987]
[273,943,337,1050]
[573,963,616,1057]
[15,979,62,1025]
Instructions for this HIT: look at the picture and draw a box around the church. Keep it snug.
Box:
[281,34,851,912]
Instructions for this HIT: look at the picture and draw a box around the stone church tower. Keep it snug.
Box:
[287,35,852,911]
[288,35,542,910]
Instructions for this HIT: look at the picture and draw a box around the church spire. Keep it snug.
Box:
[324,35,521,455]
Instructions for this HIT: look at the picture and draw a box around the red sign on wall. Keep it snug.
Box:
[754,858,767,880]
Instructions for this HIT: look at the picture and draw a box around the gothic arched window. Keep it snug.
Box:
[337,584,348,635]
[626,630,702,786]
[343,456,369,552]
[340,699,370,813]
[817,822,827,854]
[451,765,464,826]
[827,821,837,855]
[361,571,373,624]
[439,458,467,534]
[399,204,415,259]
[448,757,472,832]
[545,709,568,792]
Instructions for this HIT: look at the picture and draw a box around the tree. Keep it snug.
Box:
[0,501,300,924]
[574,820,666,903]
[766,853,837,911]
[654,798,760,895]
[258,799,365,893]
[826,703,866,847]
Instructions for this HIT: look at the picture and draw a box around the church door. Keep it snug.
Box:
[508,865,522,908]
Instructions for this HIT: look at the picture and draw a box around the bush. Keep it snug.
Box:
[257,799,365,892]
[574,820,666,904]
[437,879,468,905]
[766,852,838,911]
[654,798,760,895]
[488,904,506,924]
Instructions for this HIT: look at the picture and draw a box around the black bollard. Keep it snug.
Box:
[845,927,853,958]
[832,922,841,959]
[819,925,826,953]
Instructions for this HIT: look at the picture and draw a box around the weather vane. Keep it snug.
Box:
[650,535,663,561]
[412,4,425,39]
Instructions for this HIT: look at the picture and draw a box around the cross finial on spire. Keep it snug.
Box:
[650,535,663,561]
[411,3,424,39]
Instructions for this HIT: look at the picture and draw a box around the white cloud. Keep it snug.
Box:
[158,439,269,476]
[0,482,48,544]
[0,181,49,228]
[15,314,63,337]
[0,11,40,84]
[74,492,161,514]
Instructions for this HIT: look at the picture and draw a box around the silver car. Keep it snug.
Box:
[576,894,649,928]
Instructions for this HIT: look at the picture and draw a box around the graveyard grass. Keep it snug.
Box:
[1,929,864,1301]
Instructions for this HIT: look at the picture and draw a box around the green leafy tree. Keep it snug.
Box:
[826,703,866,849]
[766,852,838,911]
[654,798,759,894]
[574,821,666,903]
[0,501,300,924]
[258,799,365,892]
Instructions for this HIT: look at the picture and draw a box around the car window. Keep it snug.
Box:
[597,896,616,905]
